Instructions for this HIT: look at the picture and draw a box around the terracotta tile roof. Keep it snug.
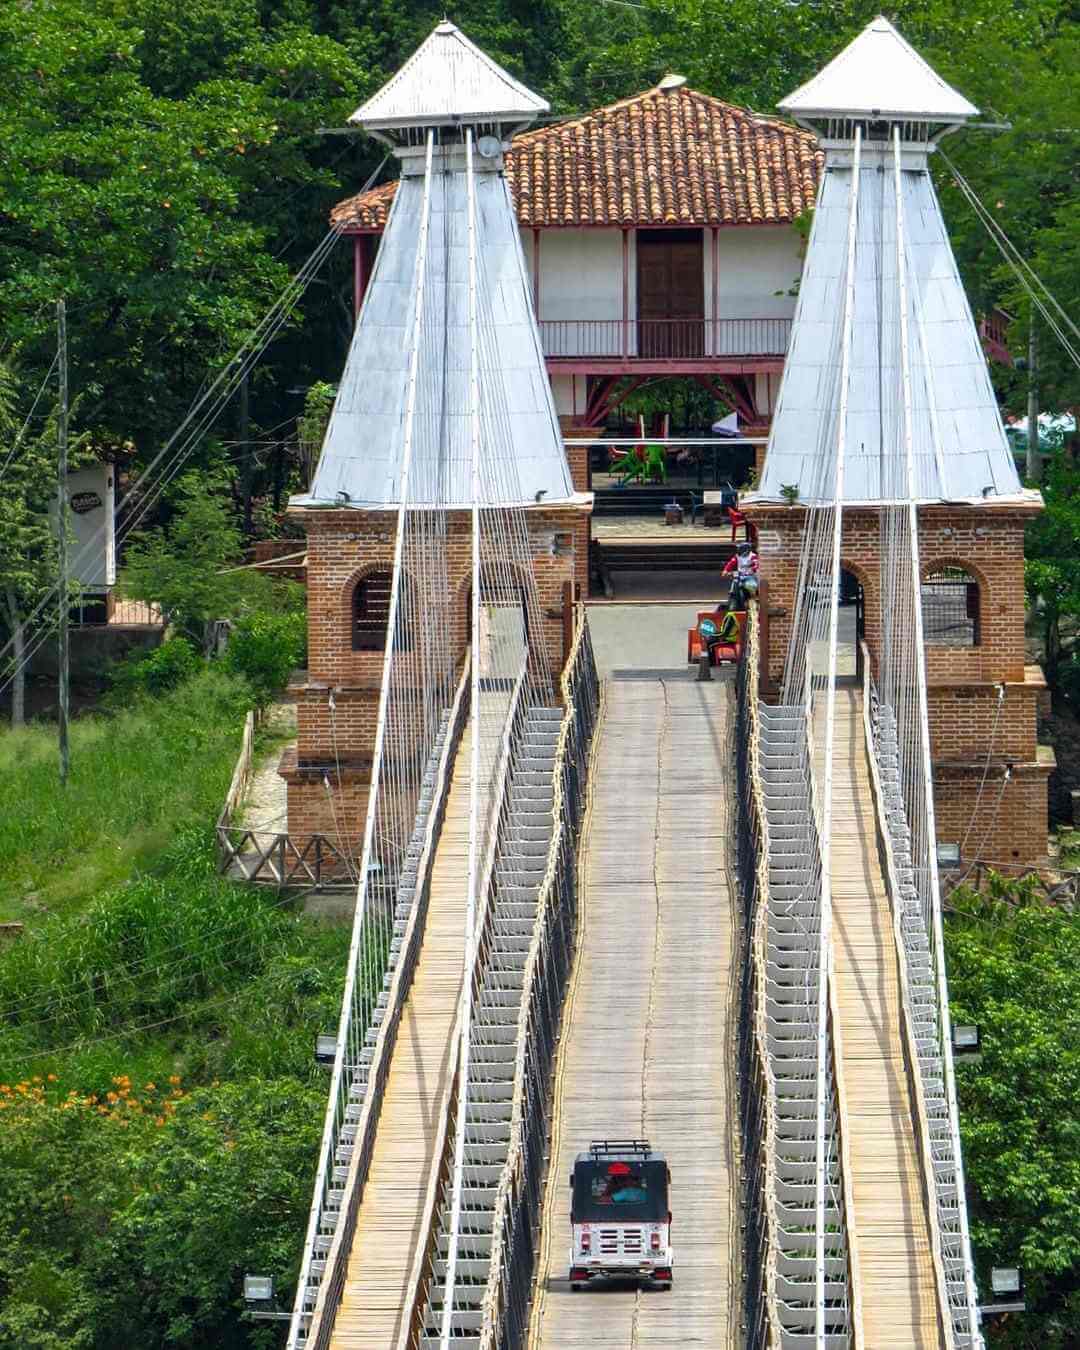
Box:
[331,84,823,231]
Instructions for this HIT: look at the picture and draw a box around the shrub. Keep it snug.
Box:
[223,609,306,708]
[108,637,201,702]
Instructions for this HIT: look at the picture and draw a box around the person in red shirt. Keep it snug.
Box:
[722,541,759,611]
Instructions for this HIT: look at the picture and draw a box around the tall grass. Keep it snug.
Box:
[0,825,349,1089]
[0,668,250,924]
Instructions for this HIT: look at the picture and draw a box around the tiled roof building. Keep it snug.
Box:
[331,83,823,231]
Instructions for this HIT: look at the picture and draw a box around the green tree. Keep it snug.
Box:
[0,0,360,480]
[946,879,1080,1346]
[1025,453,1080,696]
[119,473,274,653]
[0,362,65,728]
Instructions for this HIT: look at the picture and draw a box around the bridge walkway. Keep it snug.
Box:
[824,689,941,1348]
[328,722,475,1350]
[528,675,738,1350]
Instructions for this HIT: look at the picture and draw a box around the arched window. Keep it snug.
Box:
[922,566,980,647]
[353,570,393,651]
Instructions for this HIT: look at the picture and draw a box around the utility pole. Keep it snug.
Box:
[1026,318,1040,483]
[239,370,253,535]
[57,299,70,786]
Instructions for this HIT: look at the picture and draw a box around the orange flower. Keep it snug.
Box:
[46,1073,58,1082]
[106,1091,119,1104]
[144,1082,157,1092]
[154,1116,166,1127]
[168,1075,181,1086]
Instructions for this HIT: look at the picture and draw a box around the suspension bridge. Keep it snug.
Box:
[278,16,1020,1350]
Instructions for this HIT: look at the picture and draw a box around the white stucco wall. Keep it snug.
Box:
[714,226,802,318]
[549,372,577,417]
[525,228,630,356]
[521,224,801,360]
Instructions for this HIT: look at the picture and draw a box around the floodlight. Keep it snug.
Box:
[937,842,961,868]
[991,1267,1021,1297]
[315,1033,337,1065]
[244,1275,274,1304]
[952,1024,980,1053]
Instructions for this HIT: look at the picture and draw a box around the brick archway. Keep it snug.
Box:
[919,556,987,649]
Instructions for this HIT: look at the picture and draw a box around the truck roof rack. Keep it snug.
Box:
[587,1140,653,1160]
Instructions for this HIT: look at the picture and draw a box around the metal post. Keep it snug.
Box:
[1026,319,1040,482]
[239,371,253,535]
[815,122,862,1348]
[57,299,70,787]
[621,229,630,359]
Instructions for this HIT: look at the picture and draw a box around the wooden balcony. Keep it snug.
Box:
[539,316,791,372]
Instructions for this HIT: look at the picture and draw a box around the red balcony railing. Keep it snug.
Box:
[537,316,792,361]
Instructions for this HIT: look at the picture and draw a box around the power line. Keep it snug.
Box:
[0,349,60,487]
[0,880,306,1029]
[937,146,1080,375]
[0,223,344,695]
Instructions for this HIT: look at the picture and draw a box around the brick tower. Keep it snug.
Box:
[279,22,592,866]
[745,17,1050,866]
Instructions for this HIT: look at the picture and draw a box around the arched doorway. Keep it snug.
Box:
[837,567,865,683]
[466,564,530,682]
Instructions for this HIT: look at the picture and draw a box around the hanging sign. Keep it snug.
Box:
[69,490,103,515]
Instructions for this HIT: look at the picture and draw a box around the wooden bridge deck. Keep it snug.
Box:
[825,689,941,1348]
[329,725,474,1350]
[529,676,738,1350]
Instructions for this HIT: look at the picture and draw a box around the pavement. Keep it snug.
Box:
[587,599,722,678]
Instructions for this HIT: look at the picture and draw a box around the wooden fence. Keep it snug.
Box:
[215,709,358,890]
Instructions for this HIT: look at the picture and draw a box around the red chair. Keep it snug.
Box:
[725,506,756,546]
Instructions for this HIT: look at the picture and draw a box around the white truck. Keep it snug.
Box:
[568,1140,673,1291]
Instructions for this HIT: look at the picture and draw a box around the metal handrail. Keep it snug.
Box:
[291,656,471,1349]
[735,603,787,1348]
[538,315,793,360]
[737,603,858,1346]
[437,654,531,1345]
[801,671,862,1344]
[862,646,983,1348]
[477,606,599,1350]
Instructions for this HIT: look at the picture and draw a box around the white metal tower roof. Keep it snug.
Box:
[779,15,978,125]
[351,20,549,131]
[754,19,1020,507]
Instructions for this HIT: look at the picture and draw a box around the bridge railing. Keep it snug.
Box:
[478,608,599,1350]
[862,649,983,1349]
[292,657,471,1350]
[736,604,858,1347]
[734,604,786,1350]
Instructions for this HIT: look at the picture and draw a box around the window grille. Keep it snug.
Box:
[353,570,394,651]
[922,566,980,646]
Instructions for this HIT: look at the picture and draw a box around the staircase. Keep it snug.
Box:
[756,702,851,1348]
[418,704,563,1350]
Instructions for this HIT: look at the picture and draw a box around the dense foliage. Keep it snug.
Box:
[0,676,349,1347]
[0,0,1074,514]
[946,879,1080,1346]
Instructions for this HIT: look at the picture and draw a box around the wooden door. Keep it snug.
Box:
[637,230,704,357]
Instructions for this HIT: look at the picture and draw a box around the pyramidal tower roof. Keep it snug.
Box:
[755,19,1021,506]
[780,15,978,125]
[294,25,574,512]
[351,20,549,132]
